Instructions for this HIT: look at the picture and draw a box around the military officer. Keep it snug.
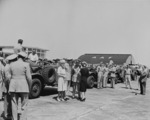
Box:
[9,52,32,120]
[3,54,18,119]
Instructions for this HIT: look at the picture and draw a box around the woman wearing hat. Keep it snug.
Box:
[57,59,66,101]
[9,52,32,120]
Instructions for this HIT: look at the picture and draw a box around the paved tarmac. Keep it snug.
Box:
[0,80,150,120]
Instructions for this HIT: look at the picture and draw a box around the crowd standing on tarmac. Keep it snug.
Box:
[0,39,150,120]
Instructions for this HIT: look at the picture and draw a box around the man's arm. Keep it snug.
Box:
[25,63,32,91]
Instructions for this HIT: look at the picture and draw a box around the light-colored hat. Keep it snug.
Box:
[18,52,27,58]
[6,54,18,61]
[0,57,4,61]
[59,59,66,64]
[81,61,87,67]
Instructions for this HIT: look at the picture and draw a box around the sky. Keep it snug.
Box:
[0,0,150,66]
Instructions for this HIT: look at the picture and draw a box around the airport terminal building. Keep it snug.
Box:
[0,46,48,59]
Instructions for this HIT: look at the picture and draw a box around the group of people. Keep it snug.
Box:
[94,63,149,95]
[56,60,89,102]
[0,39,149,120]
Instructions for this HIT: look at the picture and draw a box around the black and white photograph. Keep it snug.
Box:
[0,0,150,120]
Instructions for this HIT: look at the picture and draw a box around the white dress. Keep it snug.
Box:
[57,66,66,91]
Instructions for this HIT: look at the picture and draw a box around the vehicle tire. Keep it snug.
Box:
[30,78,42,99]
[41,67,56,85]
[87,76,95,88]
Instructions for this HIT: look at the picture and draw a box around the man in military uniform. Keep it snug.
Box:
[3,54,18,120]
[9,52,32,120]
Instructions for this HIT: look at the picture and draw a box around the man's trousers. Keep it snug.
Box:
[10,93,29,120]
[3,93,12,118]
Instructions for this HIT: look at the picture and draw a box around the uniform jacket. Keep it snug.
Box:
[9,59,32,93]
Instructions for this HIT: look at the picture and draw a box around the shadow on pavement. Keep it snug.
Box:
[121,87,128,89]
[131,91,141,95]
[41,87,58,96]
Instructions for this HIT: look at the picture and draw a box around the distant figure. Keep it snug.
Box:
[64,61,71,97]
[139,66,148,95]
[109,65,116,88]
[103,65,109,88]
[125,65,132,89]
[97,64,104,89]
[28,49,39,63]
[79,62,89,101]
[72,64,80,98]
[14,39,23,54]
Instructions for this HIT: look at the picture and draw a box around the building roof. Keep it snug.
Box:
[78,54,132,65]
[0,46,49,51]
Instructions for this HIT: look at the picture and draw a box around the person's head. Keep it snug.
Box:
[18,52,27,61]
[18,39,23,45]
[59,59,66,68]
[81,61,87,68]
[32,49,36,55]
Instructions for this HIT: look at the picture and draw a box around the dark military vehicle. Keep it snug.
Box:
[28,60,58,99]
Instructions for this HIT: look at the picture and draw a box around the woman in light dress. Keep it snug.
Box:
[57,59,66,101]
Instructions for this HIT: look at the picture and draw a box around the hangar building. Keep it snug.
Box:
[78,54,135,65]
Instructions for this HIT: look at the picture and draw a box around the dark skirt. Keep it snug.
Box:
[80,77,87,92]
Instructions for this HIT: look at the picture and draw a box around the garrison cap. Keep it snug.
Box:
[6,54,18,61]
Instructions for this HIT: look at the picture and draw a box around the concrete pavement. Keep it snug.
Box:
[0,80,150,120]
